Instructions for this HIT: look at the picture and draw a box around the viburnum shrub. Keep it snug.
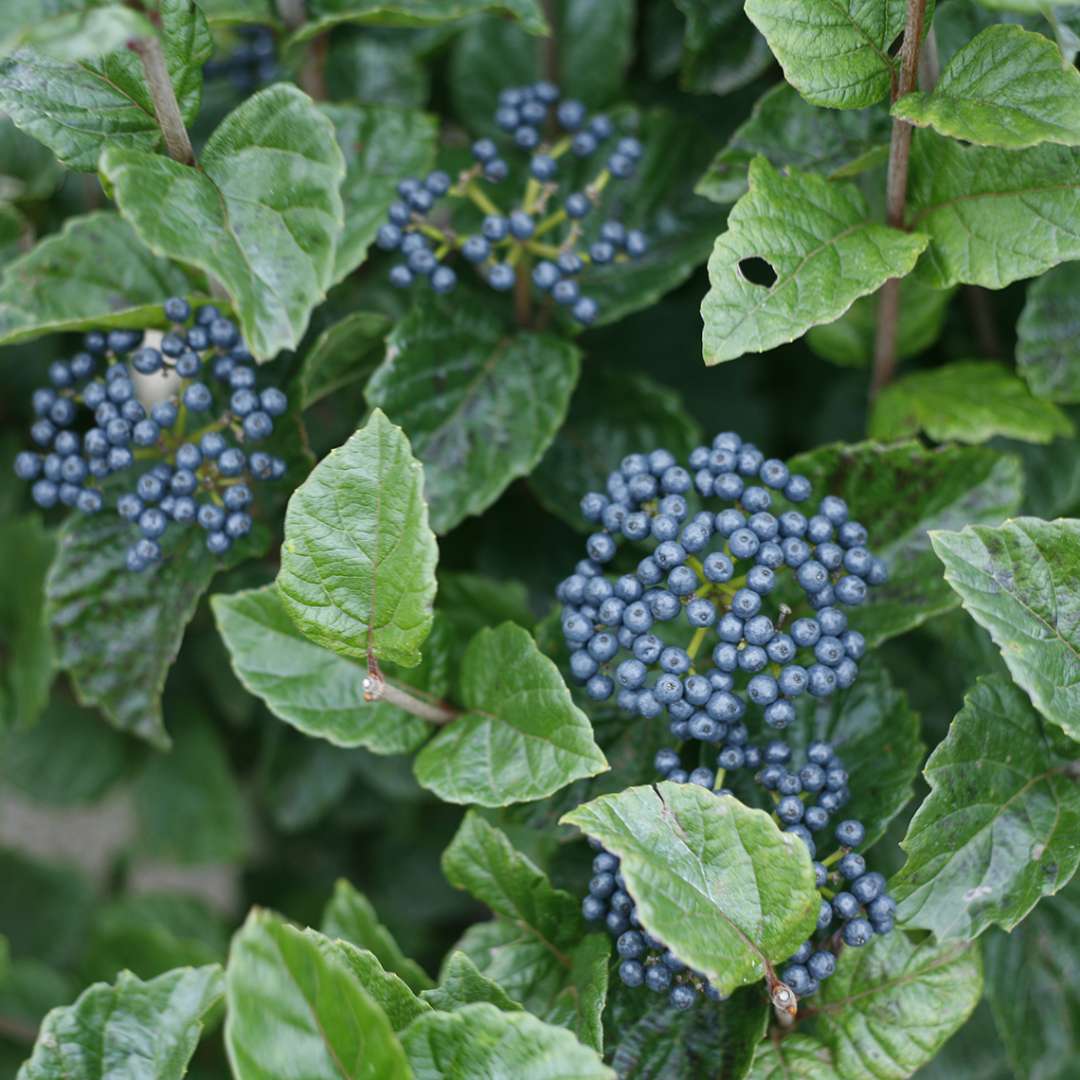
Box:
[1,2,1079,1079]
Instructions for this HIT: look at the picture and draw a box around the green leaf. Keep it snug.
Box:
[0,0,212,171]
[892,674,1080,940]
[788,440,1025,646]
[912,1001,1013,1080]
[907,131,1080,289]
[17,965,224,1080]
[196,0,277,24]
[369,300,580,535]
[806,277,952,368]
[930,517,1080,741]
[701,158,928,365]
[0,516,54,731]
[322,879,435,993]
[0,698,135,804]
[212,585,436,755]
[561,783,819,997]
[696,83,891,205]
[317,938,431,1032]
[45,513,229,750]
[674,0,773,96]
[442,811,583,949]
[803,934,982,1079]
[893,25,1080,148]
[746,1033,835,1078]
[441,814,609,1049]
[291,0,548,48]
[1017,260,1080,403]
[983,876,1080,1080]
[101,84,345,360]
[530,367,702,530]
[0,115,63,203]
[326,35,430,108]
[420,951,523,1013]
[0,2,152,60]
[277,409,438,669]
[787,658,923,848]
[435,571,534,639]
[225,910,411,1080]
[744,0,904,109]
[322,103,438,284]
[299,312,391,410]
[451,920,610,1051]
[871,360,1075,444]
[401,1002,614,1080]
[608,985,769,1080]
[0,212,204,347]
[133,716,249,865]
[414,623,608,806]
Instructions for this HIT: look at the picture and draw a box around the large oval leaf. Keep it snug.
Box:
[277,409,438,669]
[561,783,819,996]
[101,83,345,360]
[892,675,1080,940]
[930,517,1080,740]
[1016,261,1080,404]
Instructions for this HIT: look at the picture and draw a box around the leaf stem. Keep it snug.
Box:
[514,261,533,327]
[540,0,559,84]
[362,669,458,726]
[869,0,929,401]
[129,36,194,166]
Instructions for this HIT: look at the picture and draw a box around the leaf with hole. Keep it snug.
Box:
[277,409,438,669]
[701,158,927,365]
[893,26,1080,149]
[930,517,1080,741]
[562,783,819,996]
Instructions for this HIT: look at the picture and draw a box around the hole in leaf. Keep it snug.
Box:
[887,33,903,58]
[738,256,778,288]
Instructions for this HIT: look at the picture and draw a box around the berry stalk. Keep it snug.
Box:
[129,36,194,166]
[870,0,930,401]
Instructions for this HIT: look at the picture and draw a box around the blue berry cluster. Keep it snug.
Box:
[375,81,647,325]
[14,299,288,572]
[582,844,727,1011]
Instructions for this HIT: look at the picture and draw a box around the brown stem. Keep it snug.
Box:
[869,0,929,401]
[276,0,306,28]
[299,33,328,101]
[540,0,559,84]
[514,262,533,327]
[0,1013,38,1045]
[362,670,458,726]
[129,37,194,165]
[964,286,1003,359]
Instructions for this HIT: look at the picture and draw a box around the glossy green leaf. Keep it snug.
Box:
[0,516,54,731]
[907,132,1080,289]
[0,0,212,171]
[0,2,151,60]
[530,367,702,530]
[788,440,1025,646]
[225,910,411,1079]
[401,1002,614,1080]
[212,585,435,755]
[299,311,391,410]
[46,513,229,750]
[746,1033,835,1078]
[369,301,580,535]
[892,675,1080,940]
[0,212,204,346]
[322,104,438,284]
[1017,261,1080,403]
[277,409,439,669]
[983,876,1080,1080]
[787,658,923,848]
[912,1000,1013,1080]
[744,0,904,109]
[930,517,1080,740]
[322,879,435,994]
[317,938,431,1032]
[420,951,523,1013]
[701,158,927,365]
[101,84,345,360]
[414,623,608,806]
[562,783,819,996]
[17,965,223,1080]
[697,83,891,205]
[674,0,773,96]
[608,985,768,1080]
[893,26,1080,148]
[133,716,249,865]
[326,35,430,108]
[871,360,1075,444]
[442,814,608,1048]
[806,277,952,368]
